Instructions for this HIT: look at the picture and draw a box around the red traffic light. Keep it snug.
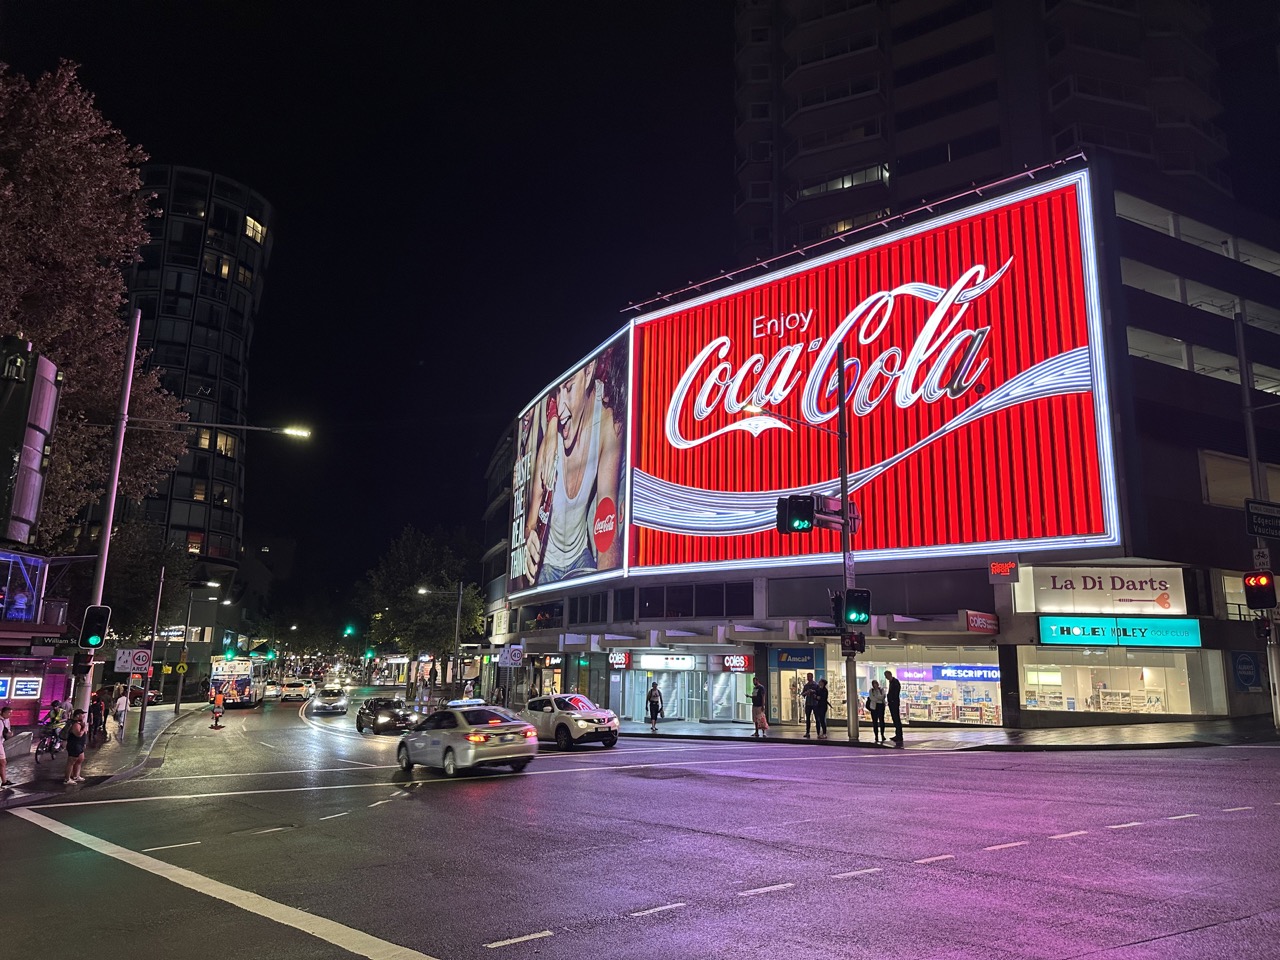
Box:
[1244,570,1277,610]
[1245,572,1272,588]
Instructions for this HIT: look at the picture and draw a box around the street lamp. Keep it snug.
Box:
[174,581,221,714]
[417,582,464,694]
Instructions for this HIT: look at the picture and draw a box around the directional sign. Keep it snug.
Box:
[175,662,188,675]
[115,648,152,672]
[806,626,849,637]
[1245,499,1280,540]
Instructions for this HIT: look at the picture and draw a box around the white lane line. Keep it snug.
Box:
[1223,806,1254,812]
[258,742,277,749]
[629,903,687,917]
[984,841,1029,851]
[368,799,397,808]
[831,867,881,879]
[1049,831,1089,839]
[145,765,398,782]
[141,841,202,853]
[319,812,349,821]
[1106,822,1143,830]
[914,855,954,864]
[484,931,553,949]
[9,807,440,960]
[337,759,376,767]
[1167,814,1198,820]
[254,827,289,835]
[738,883,793,896]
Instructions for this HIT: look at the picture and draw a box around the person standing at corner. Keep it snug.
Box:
[113,689,129,742]
[0,706,13,786]
[814,679,830,740]
[800,672,820,739]
[646,682,663,733]
[868,679,887,742]
[884,669,903,743]
[750,677,768,738]
[63,709,88,784]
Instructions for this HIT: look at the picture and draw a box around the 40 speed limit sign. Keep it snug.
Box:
[497,645,524,667]
[114,648,152,672]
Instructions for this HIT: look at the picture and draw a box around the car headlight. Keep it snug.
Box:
[576,719,590,728]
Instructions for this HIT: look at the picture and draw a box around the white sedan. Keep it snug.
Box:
[521,694,619,750]
[397,700,536,777]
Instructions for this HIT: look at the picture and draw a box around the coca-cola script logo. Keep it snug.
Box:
[593,498,617,554]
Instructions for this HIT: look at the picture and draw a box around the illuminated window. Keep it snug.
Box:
[244,216,266,243]
[185,531,205,555]
[192,480,208,502]
[193,429,213,451]
[215,432,238,458]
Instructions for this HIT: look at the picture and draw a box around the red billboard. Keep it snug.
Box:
[628,170,1117,572]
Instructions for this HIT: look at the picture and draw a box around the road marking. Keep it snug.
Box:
[141,841,202,852]
[629,903,687,917]
[258,742,276,749]
[914,855,954,864]
[254,827,289,834]
[831,867,881,878]
[738,883,792,896]
[1049,831,1089,839]
[319,812,349,821]
[984,841,1029,851]
[1166,814,1198,820]
[9,807,441,960]
[1106,822,1143,830]
[337,758,376,767]
[368,798,397,808]
[484,931,553,949]
[1223,806,1253,812]
[145,765,399,782]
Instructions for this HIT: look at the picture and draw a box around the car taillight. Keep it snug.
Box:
[466,733,490,743]
[522,728,537,739]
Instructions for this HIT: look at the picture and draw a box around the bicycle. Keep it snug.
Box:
[33,728,63,763]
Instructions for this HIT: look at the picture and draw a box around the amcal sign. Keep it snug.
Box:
[629,169,1118,572]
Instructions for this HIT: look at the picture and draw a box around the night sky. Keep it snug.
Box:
[0,2,735,589]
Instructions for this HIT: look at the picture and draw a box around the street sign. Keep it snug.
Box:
[1245,498,1280,540]
[806,626,848,637]
[1254,547,1272,569]
[114,649,151,672]
[497,645,524,667]
[175,662,188,674]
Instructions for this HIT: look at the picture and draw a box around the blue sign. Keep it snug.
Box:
[776,648,816,669]
[1038,616,1201,647]
[12,676,41,699]
[0,676,9,699]
[1232,652,1263,693]
[933,665,1001,682]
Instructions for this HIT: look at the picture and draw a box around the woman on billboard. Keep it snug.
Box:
[523,345,626,585]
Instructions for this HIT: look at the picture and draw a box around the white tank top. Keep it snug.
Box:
[543,385,603,571]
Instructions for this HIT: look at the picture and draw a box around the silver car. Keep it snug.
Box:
[311,686,348,714]
[521,693,619,750]
[397,700,537,777]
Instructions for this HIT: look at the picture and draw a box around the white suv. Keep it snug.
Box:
[280,678,311,702]
[521,694,619,750]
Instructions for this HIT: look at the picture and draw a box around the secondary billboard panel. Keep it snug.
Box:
[629,169,1118,572]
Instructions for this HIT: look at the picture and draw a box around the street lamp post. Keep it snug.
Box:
[174,581,220,714]
[417,582,465,694]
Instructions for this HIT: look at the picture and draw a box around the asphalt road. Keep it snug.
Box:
[5,686,1278,960]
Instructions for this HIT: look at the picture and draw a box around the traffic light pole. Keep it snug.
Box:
[138,564,164,736]
[836,342,860,744]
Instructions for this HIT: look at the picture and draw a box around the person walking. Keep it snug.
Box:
[867,679,887,742]
[814,679,830,740]
[800,672,820,739]
[750,677,768,738]
[88,694,105,742]
[1,705,13,786]
[113,689,129,742]
[646,682,664,733]
[63,709,88,784]
[884,669,903,743]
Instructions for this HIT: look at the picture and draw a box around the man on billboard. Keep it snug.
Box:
[522,346,625,585]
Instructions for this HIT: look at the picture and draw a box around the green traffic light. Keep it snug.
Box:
[791,518,812,530]
[344,624,356,637]
[224,648,236,661]
[86,633,104,648]
[364,649,374,659]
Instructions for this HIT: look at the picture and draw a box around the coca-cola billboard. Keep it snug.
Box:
[509,333,629,593]
[629,170,1118,570]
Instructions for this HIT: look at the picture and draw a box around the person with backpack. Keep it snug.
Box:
[801,672,820,739]
[646,682,664,733]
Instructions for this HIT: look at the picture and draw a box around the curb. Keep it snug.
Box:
[102,705,203,786]
[620,731,1249,752]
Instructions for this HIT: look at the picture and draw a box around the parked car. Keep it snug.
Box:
[312,686,349,715]
[521,693,619,750]
[397,700,536,777]
[356,697,419,734]
[280,678,311,702]
[128,685,162,707]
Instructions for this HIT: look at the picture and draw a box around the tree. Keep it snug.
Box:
[364,526,484,657]
[0,61,185,549]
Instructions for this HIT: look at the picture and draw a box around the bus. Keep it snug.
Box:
[209,657,266,707]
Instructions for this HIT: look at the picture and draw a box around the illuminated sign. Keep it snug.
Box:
[934,665,1000,682]
[988,558,1019,583]
[12,676,41,699]
[964,611,1000,634]
[607,651,631,669]
[1038,616,1201,647]
[777,648,816,669]
[1019,566,1186,616]
[895,667,932,682]
[629,170,1116,573]
[509,333,629,595]
[637,654,695,671]
[0,676,9,698]
[718,654,754,673]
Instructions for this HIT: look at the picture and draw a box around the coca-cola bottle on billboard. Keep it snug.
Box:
[532,397,558,569]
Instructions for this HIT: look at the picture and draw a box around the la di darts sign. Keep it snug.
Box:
[628,169,1119,572]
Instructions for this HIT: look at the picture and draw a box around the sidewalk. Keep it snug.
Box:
[619,714,1280,751]
[1,701,206,810]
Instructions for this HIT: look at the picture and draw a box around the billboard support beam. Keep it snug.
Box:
[836,340,860,744]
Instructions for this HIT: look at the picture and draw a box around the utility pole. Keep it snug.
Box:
[835,341,861,743]
[138,564,164,735]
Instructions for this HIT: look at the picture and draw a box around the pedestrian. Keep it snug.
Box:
[1,705,13,786]
[88,694,105,742]
[113,689,129,742]
[750,677,768,738]
[463,679,474,699]
[884,669,903,743]
[867,679,887,742]
[646,682,664,733]
[800,672,820,739]
[63,709,88,784]
[815,679,830,739]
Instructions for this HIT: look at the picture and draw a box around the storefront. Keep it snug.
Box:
[0,656,70,727]
[847,644,1003,727]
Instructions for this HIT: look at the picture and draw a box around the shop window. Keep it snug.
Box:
[638,587,664,619]
[695,583,725,618]
[665,584,693,618]
[1018,645,1226,716]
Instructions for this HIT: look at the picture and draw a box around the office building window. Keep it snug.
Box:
[1201,451,1280,509]
[244,215,267,243]
[184,531,205,555]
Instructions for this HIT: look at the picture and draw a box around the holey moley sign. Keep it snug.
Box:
[628,169,1119,572]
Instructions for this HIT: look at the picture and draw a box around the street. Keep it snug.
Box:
[4,687,1278,960]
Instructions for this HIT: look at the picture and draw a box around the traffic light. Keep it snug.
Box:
[224,647,236,661]
[1244,570,1277,610]
[853,632,866,654]
[344,624,357,637]
[72,652,91,676]
[78,604,111,649]
[843,588,871,625]
[1254,618,1272,642]
[775,495,816,534]
[265,649,277,660]
[364,648,374,660]
[829,590,846,625]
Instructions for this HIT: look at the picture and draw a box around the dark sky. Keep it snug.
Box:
[0,2,736,589]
